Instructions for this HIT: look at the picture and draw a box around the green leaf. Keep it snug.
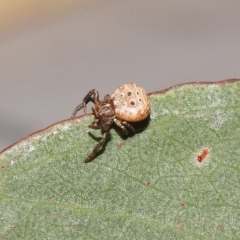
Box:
[1,79,240,239]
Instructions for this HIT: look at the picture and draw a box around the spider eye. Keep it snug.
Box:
[139,99,142,102]
[127,91,132,96]
[130,101,135,105]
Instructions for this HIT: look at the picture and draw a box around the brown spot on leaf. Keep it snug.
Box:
[146,181,151,186]
[196,147,209,162]
[179,223,185,229]
[117,142,124,148]
[180,201,185,207]
[217,221,225,231]
[0,165,5,169]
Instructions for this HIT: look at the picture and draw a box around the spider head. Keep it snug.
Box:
[94,94,116,121]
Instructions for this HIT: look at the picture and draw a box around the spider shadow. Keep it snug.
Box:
[86,115,151,162]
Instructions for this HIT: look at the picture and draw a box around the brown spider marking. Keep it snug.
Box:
[71,83,150,163]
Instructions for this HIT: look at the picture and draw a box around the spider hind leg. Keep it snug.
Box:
[122,121,135,133]
[114,119,135,136]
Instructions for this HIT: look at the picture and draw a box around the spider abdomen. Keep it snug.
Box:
[111,83,150,122]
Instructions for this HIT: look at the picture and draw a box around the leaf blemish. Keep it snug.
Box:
[217,221,225,231]
[146,181,151,186]
[117,142,124,148]
[180,201,185,207]
[196,147,209,162]
[179,223,185,229]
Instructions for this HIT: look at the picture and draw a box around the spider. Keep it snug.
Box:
[71,83,150,162]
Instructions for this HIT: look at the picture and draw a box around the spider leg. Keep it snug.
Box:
[122,121,135,133]
[71,89,99,118]
[87,118,104,130]
[113,119,135,135]
[85,132,109,163]
[88,123,102,130]
[113,119,128,135]
[113,118,135,135]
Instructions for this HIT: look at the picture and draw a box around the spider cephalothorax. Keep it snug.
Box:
[71,83,150,162]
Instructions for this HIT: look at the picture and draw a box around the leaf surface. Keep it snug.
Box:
[1,80,240,239]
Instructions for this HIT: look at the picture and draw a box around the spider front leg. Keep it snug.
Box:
[85,132,109,163]
[71,89,99,118]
